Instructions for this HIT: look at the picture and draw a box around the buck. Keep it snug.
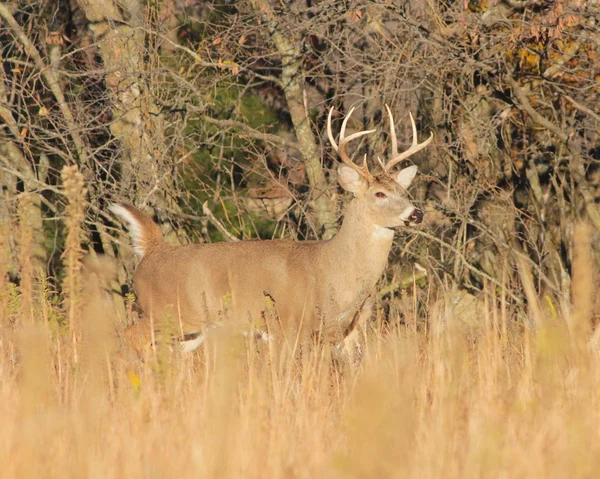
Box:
[111,105,432,354]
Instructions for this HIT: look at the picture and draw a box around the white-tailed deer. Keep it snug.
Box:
[111,105,432,354]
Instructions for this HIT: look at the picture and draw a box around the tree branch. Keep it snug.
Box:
[563,94,600,123]
[253,0,338,239]
[414,229,523,304]
[502,0,544,9]
[158,34,283,87]
[0,4,88,165]
[202,201,240,242]
[506,74,568,143]
[198,114,301,151]
[507,73,600,233]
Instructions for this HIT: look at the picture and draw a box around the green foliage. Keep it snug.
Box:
[7,282,20,321]
[179,80,282,242]
[238,93,279,128]
[37,269,64,334]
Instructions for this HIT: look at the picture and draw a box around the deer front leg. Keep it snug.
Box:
[340,295,374,364]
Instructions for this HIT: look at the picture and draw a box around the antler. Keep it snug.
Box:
[384,104,433,172]
[327,107,376,180]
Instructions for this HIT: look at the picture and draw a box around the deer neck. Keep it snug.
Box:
[324,199,394,288]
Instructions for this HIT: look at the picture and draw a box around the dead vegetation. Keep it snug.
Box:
[1,0,600,476]
[1,219,599,477]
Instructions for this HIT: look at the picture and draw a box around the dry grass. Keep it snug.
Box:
[1,216,599,478]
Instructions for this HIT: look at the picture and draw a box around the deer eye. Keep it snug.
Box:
[374,191,387,199]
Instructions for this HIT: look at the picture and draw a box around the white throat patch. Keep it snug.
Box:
[372,225,395,239]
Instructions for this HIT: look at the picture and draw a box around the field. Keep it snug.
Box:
[1,1,599,477]
[1,227,599,479]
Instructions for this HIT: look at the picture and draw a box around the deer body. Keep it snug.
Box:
[112,106,432,352]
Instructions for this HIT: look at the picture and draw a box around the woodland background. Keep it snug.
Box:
[1,2,600,478]
[1,0,599,345]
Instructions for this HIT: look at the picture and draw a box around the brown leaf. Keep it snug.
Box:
[345,10,362,22]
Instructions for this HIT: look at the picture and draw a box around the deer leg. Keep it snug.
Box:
[340,295,374,364]
[123,316,153,354]
[178,322,225,353]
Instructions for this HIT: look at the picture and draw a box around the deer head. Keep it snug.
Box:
[327,105,433,229]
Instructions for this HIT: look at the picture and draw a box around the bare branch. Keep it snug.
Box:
[158,34,283,87]
[202,201,240,243]
[507,74,568,143]
[253,0,338,238]
[0,4,88,164]
[414,229,524,305]
[502,0,544,9]
[199,115,301,151]
[563,94,600,123]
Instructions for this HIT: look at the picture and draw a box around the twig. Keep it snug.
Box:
[154,73,301,151]
[0,4,88,165]
[430,201,558,292]
[377,268,428,299]
[414,229,523,304]
[202,201,240,242]
[543,41,581,80]
[199,113,301,151]
[506,73,568,143]
[157,33,283,87]
[563,94,600,122]
[503,0,543,9]
[507,73,600,233]
[0,160,62,196]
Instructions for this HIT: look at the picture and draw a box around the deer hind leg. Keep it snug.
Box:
[123,310,198,355]
[178,321,226,353]
[179,331,207,353]
[122,316,153,355]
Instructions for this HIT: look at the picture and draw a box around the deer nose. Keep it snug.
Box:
[409,208,424,224]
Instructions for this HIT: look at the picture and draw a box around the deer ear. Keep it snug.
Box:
[395,165,418,189]
[338,165,367,193]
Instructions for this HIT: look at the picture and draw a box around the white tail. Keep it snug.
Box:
[109,203,163,257]
[112,105,432,353]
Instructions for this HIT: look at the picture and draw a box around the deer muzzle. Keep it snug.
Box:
[408,208,424,224]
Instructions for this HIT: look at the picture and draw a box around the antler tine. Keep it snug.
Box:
[385,104,398,158]
[339,106,355,143]
[327,107,339,152]
[327,107,376,179]
[361,154,371,176]
[385,109,434,172]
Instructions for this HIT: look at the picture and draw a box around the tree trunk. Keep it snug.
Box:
[253,0,338,239]
[76,0,181,241]
[0,67,46,274]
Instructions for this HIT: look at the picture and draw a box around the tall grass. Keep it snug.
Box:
[1,209,599,478]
